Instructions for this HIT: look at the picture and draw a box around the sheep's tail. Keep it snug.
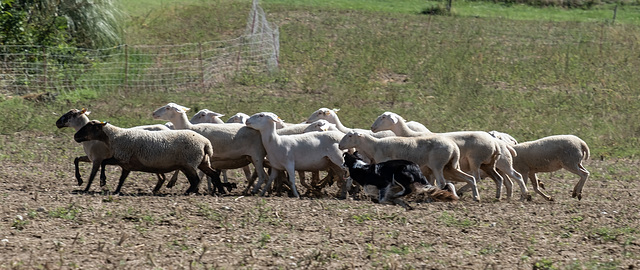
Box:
[580,139,590,161]
[204,142,214,158]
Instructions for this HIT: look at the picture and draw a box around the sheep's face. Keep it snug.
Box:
[338,131,364,150]
[56,108,90,128]
[371,112,401,133]
[306,108,339,124]
[304,120,336,133]
[152,103,190,121]
[74,120,108,143]
[226,113,249,124]
[246,112,283,131]
[190,109,224,124]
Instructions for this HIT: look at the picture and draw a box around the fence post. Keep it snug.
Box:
[42,46,47,90]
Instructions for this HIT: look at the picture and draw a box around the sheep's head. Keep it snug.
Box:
[488,130,518,146]
[74,120,108,143]
[190,109,225,124]
[56,108,91,128]
[371,111,402,133]
[246,112,284,131]
[303,120,337,133]
[226,112,250,124]
[338,131,365,150]
[306,108,339,123]
[152,103,190,121]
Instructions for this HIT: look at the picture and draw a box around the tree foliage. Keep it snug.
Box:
[0,0,123,48]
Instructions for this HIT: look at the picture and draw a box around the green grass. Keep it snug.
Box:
[264,0,640,24]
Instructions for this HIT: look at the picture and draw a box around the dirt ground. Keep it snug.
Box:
[1,137,639,269]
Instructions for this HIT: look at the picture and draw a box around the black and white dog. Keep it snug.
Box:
[343,152,458,210]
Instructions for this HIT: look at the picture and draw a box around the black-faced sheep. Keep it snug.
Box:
[73,120,224,195]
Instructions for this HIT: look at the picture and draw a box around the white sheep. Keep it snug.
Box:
[306,108,430,137]
[73,120,224,195]
[152,103,268,194]
[303,119,340,133]
[191,109,225,124]
[55,108,173,193]
[511,135,590,201]
[226,112,251,124]
[245,112,348,198]
[488,130,518,145]
[338,131,481,202]
[305,108,396,138]
[370,111,504,200]
[226,112,328,196]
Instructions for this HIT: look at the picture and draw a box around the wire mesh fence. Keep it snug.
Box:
[0,0,279,97]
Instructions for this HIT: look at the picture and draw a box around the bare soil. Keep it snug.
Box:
[1,136,639,269]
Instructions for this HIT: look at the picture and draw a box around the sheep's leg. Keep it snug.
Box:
[260,168,279,197]
[74,156,90,186]
[245,170,259,195]
[479,164,503,200]
[83,159,104,192]
[567,163,590,200]
[167,171,180,188]
[285,165,300,198]
[152,174,166,195]
[241,165,253,189]
[198,165,225,195]
[113,169,131,195]
[502,169,531,201]
[444,169,480,202]
[251,158,269,195]
[99,162,107,187]
[297,171,312,194]
[499,171,514,199]
[182,167,202,195]
[529,172,553,201]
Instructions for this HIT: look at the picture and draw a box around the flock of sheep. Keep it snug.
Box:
[56,103,591,209]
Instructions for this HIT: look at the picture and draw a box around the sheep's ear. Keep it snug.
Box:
[80,108,87,114]
[389,113,399,124]
[332,108,340,113]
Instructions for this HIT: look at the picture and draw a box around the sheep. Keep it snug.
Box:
[305,108,429,137]
[509,135,590,201]
[226,112,329,196]
[370,111,504,199]
[338,131,481,202]
[191,109,225,124]
[152,103,268,195]
[226,112,250,124]
[305,108,396,138]
[343,151,458,210]
[488,130,518,145]
[245,112,348,198]
[55,108,173,193]
[73,120,224,195]
[303,119,340,133]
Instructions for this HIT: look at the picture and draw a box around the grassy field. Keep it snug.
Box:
[1,0,640,269]
[2,0,640,159]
